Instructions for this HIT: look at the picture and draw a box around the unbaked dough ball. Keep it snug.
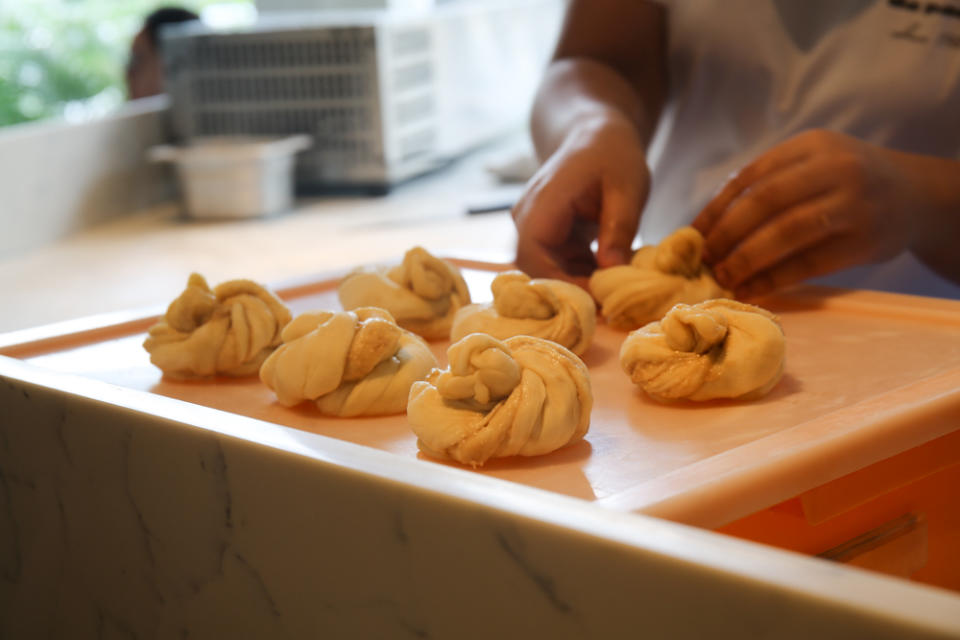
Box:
[259,307,437,416]
[337,246,471,340]
[620,299,785,402]
[144,273,291,378]
[450,270,596,355]
[408,333,592,467]
[589,226,730,330]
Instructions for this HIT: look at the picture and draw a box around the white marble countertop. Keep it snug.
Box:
[4,133,960,638]
[0,137,525,335]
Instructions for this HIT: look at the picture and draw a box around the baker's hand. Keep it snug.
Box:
[512,113,648,288]
[693,130,918,298]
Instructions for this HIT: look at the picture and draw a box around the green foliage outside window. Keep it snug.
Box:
[0,0,252,128]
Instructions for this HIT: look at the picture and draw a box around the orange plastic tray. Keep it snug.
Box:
[3,259,960,529]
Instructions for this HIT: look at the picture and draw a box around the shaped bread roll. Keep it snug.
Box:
[337,246,471,340]
[620,299,785,402]
[451,271,596,355]
[144,273,292,378]
[589,226,730,330]
[408,333,592,467]
[259,307,437,416]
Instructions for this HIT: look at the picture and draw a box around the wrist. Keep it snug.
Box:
[897,153,960,241]
[894,150,960,280]
[562,108,645,156]
[532,57,652,161]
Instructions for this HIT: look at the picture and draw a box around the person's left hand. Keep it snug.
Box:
[693,129,919,298]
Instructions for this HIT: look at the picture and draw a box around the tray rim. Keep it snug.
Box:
[4,257,960,356]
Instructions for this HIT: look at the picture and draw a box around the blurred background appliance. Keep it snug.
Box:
[162,0,563,193]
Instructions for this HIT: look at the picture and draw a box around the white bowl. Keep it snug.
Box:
[149,135,312,220]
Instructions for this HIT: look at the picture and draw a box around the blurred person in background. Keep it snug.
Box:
[126,6,199,100]
[512,0,960,299]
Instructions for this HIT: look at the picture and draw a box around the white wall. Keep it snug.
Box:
[0,96,176,259]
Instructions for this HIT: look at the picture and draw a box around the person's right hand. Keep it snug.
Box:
[512,113,649,288]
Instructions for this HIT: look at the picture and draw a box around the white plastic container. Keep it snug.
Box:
[149,135,312,219]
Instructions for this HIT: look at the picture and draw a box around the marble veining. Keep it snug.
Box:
[495,531,574,615]
[2,366,960,639]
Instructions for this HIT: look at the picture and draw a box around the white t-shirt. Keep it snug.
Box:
[643,0,960,298]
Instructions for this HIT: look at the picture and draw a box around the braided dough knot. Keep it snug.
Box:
[143,273,291,378]
[589,227,730,330]
[620,299,786,402]
[451,271,596,355]
[260,307,437,416]
[408,334,592,467]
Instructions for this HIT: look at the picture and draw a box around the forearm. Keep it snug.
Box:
[900,153,960,284]
[531,60,648,162]
[530,0,667,162]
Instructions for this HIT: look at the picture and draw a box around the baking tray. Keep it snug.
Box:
[3,259,959,529]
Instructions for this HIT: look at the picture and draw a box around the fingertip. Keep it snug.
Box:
[569,274,592,292]
[598,184,642,265]
[702,228,734,268]
[515,239,586,284]
[597,244,632,268]
[513,237,543,277]
[734,282,765,301]
[734,274,776,301]
[690,210,710,235]
[692,190,728,236]
[693,213,726,265]
[713,263,732,289]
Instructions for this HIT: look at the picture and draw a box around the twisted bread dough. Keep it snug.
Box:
[259,307,437,416]
[338,247,471,340]
[143,273,291,378]
[589,227,730,330]
[451,271,596,355]
[620,299,785,402]
[408,333,592,467]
